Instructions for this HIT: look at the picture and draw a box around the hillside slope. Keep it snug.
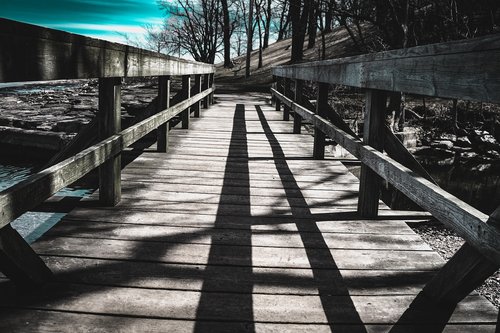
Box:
[215,26,372,90]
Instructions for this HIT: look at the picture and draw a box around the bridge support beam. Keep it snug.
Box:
[283,78,291,121]
[293,80,303,134]
[357,89,387,217]
[193,75,202,118]
[0,225,52,286]
[313,82,329,159]
[98,77,122,206]
[421,206,500,306]
[181,75,191,129]
[157,75,170,152]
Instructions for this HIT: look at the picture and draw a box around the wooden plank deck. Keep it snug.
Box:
[0,92,497,332]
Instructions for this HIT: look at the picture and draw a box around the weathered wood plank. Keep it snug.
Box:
[32,236,442,270]
[193,74,202,117]
[0,309,495,333]
[272,88,500,265]
[0,18,214,82]
[357,89,387,217]
[293,80,303,134]
[181,75,191,129]
[0,283,494,324]
[157,76,171,152]
[273,34,500,103]
[313,82,329,159]
[98,77,122,206]
[45,221,431,251]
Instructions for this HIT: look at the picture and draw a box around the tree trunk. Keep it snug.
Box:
[291,0,310,62]
[263,0,272,48]
[324,0,333,33]
[257,4,263,68]
[221,0,232,67]
[307,0,317,49]
[245,0,254,77]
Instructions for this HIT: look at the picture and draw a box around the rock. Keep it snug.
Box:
[455,136,471,147]
[54,119,85,133]
[431,140,454,150]
[486,150,500,158]
[460,151,478,160]
[471,164,492,173]
[439,133,457,142]
[452,146,472,153]
[470,130,500,152]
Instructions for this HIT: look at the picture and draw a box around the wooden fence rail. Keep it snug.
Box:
[0,19,216,286]
[272,33,500,307]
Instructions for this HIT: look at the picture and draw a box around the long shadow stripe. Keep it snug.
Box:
[255,105,367,331]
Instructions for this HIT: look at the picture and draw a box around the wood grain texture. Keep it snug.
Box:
[0,92,495,331]
[98,77,122,206]
[273,34,500,103]
[272,88,500,265]
[357,90,387,217]
[0,18,214,82]
[156,76,171,153]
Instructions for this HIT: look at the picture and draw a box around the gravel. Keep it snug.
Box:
[410,219,500,309]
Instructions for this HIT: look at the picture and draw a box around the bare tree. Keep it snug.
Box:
[143,24,168,53]
[159,0,222,63]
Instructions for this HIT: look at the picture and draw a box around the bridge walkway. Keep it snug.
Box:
[0,92,496,332]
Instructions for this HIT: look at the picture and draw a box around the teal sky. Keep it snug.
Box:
[1,0,165,43]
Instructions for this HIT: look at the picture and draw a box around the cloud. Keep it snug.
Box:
[49,23,145,34]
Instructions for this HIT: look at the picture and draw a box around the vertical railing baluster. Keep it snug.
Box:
[275,77,282,111]
[181,75,191,129]
[194,74,202,117]
[293,80,303,134]
[313,82,329,159]
[283,78,291,121]
[203,73,210,108]
[357,89,387,217]
[98,77,122,206]
[209,73,215,105]
[157,75,170,152]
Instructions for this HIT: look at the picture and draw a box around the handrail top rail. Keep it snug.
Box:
[273,33,500,104]
[0,18,215,83]
[274,34,500,70]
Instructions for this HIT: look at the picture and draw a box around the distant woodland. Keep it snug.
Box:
[138,1,500,67]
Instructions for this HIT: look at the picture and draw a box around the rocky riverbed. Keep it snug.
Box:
[0,79,161,159]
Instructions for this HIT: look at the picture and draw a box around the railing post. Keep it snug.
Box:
[357,89,387,217]
[209,73,215,105]
[157,75,170,152]
[293,80,303,134]
[275,77,282,111]
[203,74,210,108]
[283,78,291,121]
[181,75,191,129]
[193,74,202,117]
[98,77,122,206]
[313,82,329,159]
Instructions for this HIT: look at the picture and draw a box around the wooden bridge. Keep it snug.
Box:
[0,19,499,332]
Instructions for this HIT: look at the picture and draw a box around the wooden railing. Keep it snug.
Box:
[271,34,500,307]
[0,19,215,285]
